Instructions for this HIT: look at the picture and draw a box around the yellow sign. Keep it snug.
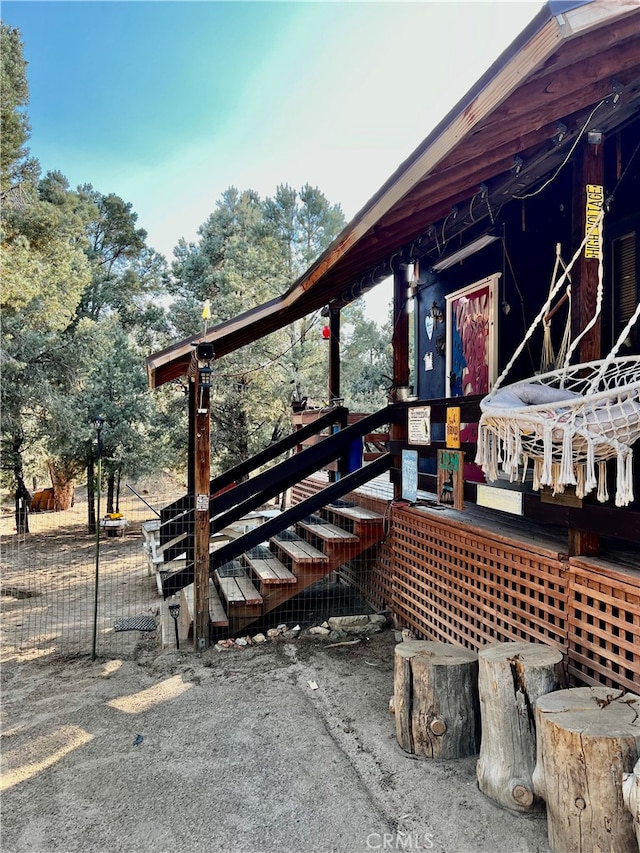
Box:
[446,407,460,449]
[585,184,603,259]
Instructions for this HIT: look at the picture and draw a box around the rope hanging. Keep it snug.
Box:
[476,209,640,507]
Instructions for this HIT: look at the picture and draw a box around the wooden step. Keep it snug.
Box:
[297,519,358,543]
[326,503,384,523]
[244,553,297,585]
[179,580,229,641]
[214,567,263,608]
[272,534,329,566]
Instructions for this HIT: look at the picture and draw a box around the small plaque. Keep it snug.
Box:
[437,450,464,511]
[446,407,461,449]
[408,406,431,445]
[196,494,209,512]
[401,450,418,503]
[476,484,523,516]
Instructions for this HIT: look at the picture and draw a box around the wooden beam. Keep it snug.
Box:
[329,308,341,402]
[391,267,410,500]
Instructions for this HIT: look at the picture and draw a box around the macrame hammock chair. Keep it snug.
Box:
[475,208,640,507]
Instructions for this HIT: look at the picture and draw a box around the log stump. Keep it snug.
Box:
[623,758,640,850]
[476,641,563,812]
[532,687,640,853]
[394,640,479,759]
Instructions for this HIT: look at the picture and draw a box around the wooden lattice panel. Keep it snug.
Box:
[391,506,568,654]
[338,540,393,612]
[567,558,640,692]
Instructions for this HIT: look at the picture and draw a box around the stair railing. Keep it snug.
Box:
[160,406,393,596]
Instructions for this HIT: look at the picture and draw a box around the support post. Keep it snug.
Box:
[193,355,212,650]
[328,307,341,403]
[571,135,605,364]
[391,266,410,500]
[569,135,604,557]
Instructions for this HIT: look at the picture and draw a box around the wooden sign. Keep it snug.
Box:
[446,407,461,448]
[408,406,431,445]
[437,450,464,510]
[585,184,603,259]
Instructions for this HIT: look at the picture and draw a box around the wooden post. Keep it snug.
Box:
[623,758,640,849]
[476,642,563,812]
[394,640,479,759]
[568,137,604,558]
[391,266,410,500]
[532,687,640,853]
[193,360,211,650]
[329,307,340,403]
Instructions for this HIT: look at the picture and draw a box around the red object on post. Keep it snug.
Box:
[322,325,330,340]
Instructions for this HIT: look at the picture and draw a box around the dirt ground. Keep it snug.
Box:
[1,485,551,852]
[1,630,551,853]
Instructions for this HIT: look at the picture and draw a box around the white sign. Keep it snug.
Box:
[402,450,418,502]
[408,407,431,445]
[196,494,209,512]
[476,484,523,516]
[424,352,433,372]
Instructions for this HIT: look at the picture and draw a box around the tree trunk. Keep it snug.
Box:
[394,640,479,759]
[476,641,564,812]
[106,471,115,514]
[87,459,96,535]
[532,687,640,853]
[14,478,30,535]
[47,460,75,511]
[622,758,640,850]
[11,432,30,534]
[115,464,122,513]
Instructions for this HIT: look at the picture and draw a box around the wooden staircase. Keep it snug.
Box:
[177,499,385,640]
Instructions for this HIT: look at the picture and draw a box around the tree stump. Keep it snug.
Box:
[532,687,640,853]
[394,640,479,759]
[623,758,640,850]
[476,641,563,812]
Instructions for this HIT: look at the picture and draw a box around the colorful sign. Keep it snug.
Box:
[446,407,461,448]
[437,449,464,510]
[585,184,603,259]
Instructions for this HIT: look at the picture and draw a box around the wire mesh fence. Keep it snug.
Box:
[1,470,395,659]
[0,483,182,662]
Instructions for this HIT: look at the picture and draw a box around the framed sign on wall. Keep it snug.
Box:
[445,273,499,399]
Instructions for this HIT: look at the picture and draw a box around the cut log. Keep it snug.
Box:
[532,687,640,853]
[394,640,479,759]
[476,641,564,812]
[623,758,640,850]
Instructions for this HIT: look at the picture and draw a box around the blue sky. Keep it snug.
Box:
[3,1,543,317]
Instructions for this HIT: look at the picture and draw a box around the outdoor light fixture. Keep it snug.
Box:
[431,232,499,272]
[168,601,181,650]
[198,363,212,388]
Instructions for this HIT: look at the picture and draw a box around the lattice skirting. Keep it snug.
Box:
[567,558,640,693]
[390,505,568,655]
